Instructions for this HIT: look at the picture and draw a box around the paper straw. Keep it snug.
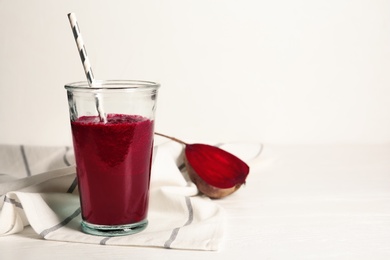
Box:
[67,13,95,86]
[67,13,107,123]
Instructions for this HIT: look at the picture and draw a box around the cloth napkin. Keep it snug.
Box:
[0,141,226,251]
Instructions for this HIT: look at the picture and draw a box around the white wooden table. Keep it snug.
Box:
[1,144,390,259]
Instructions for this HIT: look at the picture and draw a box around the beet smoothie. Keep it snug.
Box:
[71,113,154,226]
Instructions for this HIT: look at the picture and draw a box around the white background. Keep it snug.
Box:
[0,0,389,146]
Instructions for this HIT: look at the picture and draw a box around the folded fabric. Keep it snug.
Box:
[0,142,226,251]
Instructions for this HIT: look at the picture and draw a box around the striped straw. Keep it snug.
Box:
[67,13,107,123]
[67,13,95,86]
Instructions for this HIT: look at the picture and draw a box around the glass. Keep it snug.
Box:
[65,80,160,236]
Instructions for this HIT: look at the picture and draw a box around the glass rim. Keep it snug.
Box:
[64,80,160,91]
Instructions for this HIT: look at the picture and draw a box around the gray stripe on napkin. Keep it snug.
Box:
[63,147,71,166]
[252,143,264,159]
[67,177,78,193]
[64,147,78,193]
[100,237,111,245]
[39,207,81,237]
[4,196,23,208]
[20,145,31,177]
[178,163,185,171]
[164,196,194,249]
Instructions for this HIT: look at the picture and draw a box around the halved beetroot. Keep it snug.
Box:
[156,133,250,199]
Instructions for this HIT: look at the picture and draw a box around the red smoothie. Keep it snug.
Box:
[71,113,154,226]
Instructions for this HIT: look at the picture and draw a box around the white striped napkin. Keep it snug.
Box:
[0,142,226,251]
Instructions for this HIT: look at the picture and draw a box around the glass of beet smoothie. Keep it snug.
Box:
[65,80,159,236]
